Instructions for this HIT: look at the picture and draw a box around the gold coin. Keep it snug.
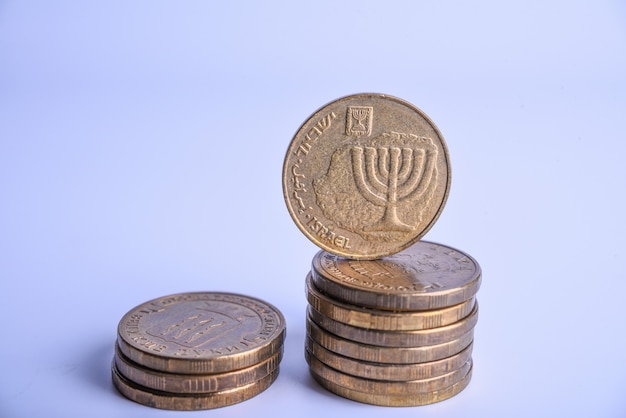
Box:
[306,336,472,381]
[310,361,472,407]
[307,315,473,364]
[117,292,286,374]
[306,273,475,331]
[114,343,282,394]
[311,240,481,311]
[306,350,471,395]
[282,93,451,260]
[111,361,279,410]
[308,302,478,347]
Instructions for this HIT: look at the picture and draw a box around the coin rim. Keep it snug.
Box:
[114,343,283,394]
[306,335,473,381]
[307,302,478,347]
[309,361,473,407]
[306,315,474,364]
[306,351,471,395]
[111,361,280,410]
[116,291,286,374]
[311,241,482,311]
[282,93,451,260]
[306,273,475,331]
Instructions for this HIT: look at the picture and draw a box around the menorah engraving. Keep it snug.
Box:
[346,106,372,137]
[351,108,368,132]
[351,144,437,232]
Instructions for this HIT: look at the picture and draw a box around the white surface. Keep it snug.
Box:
[1,1,625,417]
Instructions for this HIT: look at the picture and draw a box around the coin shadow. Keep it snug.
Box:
[76,340,116,393]
[277,329,333,398]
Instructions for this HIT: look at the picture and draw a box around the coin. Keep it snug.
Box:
[308,302,478,347]
[306,273,475,331]
[117,292,286,374]
[306,350,471,395]
[114,343,282,394]
[311,240,481,311]
[306,336,473,381]
[309,361,472,407]
[112,361,279,410]
[306,315,473,364]
[282,93,451,260]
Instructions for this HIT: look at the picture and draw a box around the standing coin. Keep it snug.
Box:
[311,240,481,310]
[117,292,286,374]
[283,93,451,260]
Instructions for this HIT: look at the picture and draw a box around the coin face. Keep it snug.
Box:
[283,93,451,260]
[117,292,286,374]
[311,240,481,310]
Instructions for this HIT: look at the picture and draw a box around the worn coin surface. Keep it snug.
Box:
[283,93,451,260]
[310,362,472,407]
[114,344,282,394]
[308,303,478,347]
[306,315,473,364]
[306,351,470,395]
[306,336,473,381]
[306,273,475,331]
[311,240,481,310]
[112,362,279,410]
[117,292,286,374]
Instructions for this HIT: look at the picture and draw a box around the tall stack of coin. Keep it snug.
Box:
[283,93,482,406]
[305,241,480,406]
[111,292,286,410]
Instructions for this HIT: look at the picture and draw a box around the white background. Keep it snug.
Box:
[1,1,625,417]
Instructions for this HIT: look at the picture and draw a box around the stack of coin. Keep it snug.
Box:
[111,292,286,410]
[282,93,482,406]
[304,241,480,406]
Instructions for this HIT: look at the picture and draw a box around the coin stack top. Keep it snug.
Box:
[310,240,481,311]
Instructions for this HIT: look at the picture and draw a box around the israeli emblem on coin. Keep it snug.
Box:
[283,93,451,259]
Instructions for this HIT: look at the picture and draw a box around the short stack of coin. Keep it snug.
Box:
[111,292,286,410]
[303,241,481,406]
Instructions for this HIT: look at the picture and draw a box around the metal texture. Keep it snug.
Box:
[306,351,471,395]
[114,343,282,394]
[283,93,451,259]
[306,273,475,331]
[309,362,472,407]
[116,292,286,374]
[308,303,478,347]
[306,315,474,364]
[305,336,472,381]
[111,362,279,410]
[311,240,481,311]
